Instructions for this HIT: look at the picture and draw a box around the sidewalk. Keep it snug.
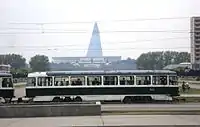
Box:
[0,115,200,127]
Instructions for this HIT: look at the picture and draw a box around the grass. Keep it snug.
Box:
[179,88,200,94]
[179,80,200,85]
[14,83,26,88]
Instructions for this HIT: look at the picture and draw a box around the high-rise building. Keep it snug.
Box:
[86,22,103,57]
[52,22,121,64]
[50,22,137,71]
[191,17,200,70]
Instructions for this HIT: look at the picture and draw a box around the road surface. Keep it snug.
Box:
[179,83,200,89]
[101,103,200,111]
[14,86,25,98]
[189,84,200,89]
[0,115,200,126]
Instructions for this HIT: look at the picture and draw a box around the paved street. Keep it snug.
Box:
[0,115,200,127]
[189,84,200,89]
[101,103,200,111]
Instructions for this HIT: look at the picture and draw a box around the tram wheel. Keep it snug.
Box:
[52,97,61,102]
[142,96,153,103]
[123,96,132,104]
[64,97,72,102]
[4,98,12,103]
[17,97,23,103]
[74,96,82,102]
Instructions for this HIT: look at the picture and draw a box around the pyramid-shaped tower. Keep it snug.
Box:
[86,22,103,57]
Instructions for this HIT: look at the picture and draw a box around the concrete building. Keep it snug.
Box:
[191,17,200,70]
[52,22,121,65]
[52,56,121,64]
[51,22,138,71]
[50,22,137,71]
[86,22,103,57]
[163,62,191,70]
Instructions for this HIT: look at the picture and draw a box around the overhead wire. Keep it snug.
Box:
[0,45,191,53]
[0,46,192,51]
[0,16,193,34]
[0,27,190,32]
[0,36,190,48]
[9,16,190,25]
[0,30,193,35]
[0,16,193,52]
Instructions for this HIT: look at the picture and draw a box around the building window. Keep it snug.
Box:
[195,28,200,31]
[195,49,200,52]
[195,19,200,22]
[196,36,200,40]
[196,45,200,48]
[195,32,200,35]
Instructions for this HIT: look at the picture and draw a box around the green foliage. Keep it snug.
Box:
[29,55,50,72]
[172,67,186,73]
[0,54,26,69]
[136,51,190,70]
[196,77,200,81]
[11,68,30,78]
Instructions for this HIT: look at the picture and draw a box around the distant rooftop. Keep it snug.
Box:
[163,62,191,70]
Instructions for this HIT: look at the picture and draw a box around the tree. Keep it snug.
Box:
[11,68,31,78]
[29,55,50,72]
[136,51,190,70]
[0,54,26,69]
[127,57,132,60]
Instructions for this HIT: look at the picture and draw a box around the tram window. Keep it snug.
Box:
[70,76,85,86]
[103,76,118,85]
[169,76,178,85]
[119,76,134,85]
[136,76,151,85]
[54,76,69,86]
[27,77,36,86]
[37,77,53,86]
[1,77,13,87]
[153,76,167,85]
[87,76,101,86]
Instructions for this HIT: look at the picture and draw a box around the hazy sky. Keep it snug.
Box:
[0,0,200,61]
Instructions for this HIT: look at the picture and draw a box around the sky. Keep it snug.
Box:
[0,0,200,62]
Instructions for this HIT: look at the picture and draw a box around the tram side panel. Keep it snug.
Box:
[0,89,14,98]
[25,86,179,98]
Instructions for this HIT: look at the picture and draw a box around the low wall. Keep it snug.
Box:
[0,103,101,118]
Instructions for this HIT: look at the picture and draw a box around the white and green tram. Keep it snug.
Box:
[26,70,179,103]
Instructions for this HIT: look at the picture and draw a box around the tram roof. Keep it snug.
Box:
[46,70,176,76]
[0,72,12,77]
[28,72,47,77]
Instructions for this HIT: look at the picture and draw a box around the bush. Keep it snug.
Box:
[196,77,200,81]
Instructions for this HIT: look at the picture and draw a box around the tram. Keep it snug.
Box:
[0,64,14,100]
[26,70,179,103]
